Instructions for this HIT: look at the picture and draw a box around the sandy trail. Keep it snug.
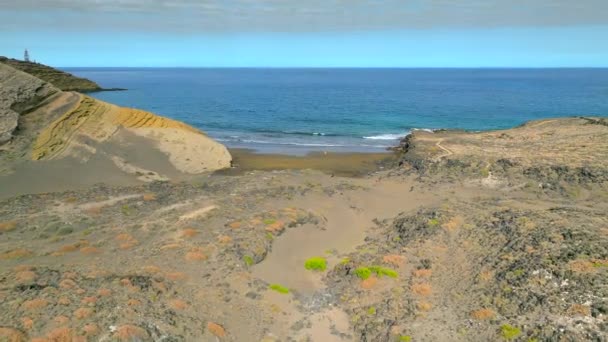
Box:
[252,176,438,340]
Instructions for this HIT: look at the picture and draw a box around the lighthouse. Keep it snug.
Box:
[24,49,30,62]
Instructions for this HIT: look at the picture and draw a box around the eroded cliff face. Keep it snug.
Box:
[0,63,59,144]
[0,62,231,179]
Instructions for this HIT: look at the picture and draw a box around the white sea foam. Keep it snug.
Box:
[363,132,410,140]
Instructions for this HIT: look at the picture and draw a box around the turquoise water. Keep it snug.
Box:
[66,68,608,154]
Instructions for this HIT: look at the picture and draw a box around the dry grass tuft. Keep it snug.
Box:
[59,279,77,289]
[217,235,232,244]
[382,254,406,267]
[0,221,17,232]
[207,322,226,338]
[185,248,207,262]
[82,323,100,337]
[15,270,37,283]
[165,272,188,281]
[97,288,112,297]
[568,259,596,274]
[168,299,188,310]
[417,301,432,311]
[20,317,34,330]
[113,325,148,341]
[57,297,71,305]
[265,221,285,234]
[360,276,378,290]
[0,248,32,260]
[442,216,464,231]
[567,304,591,316]
[54,315,70,325]
[79,246,101,255]
[143,265,161,274]
[470,308,496,320]
[73,307,93,320]
[479,270,494,282]
[411,283,432,296]
[0,327,26,342]
[142,193,157,201]
[228,221,242,229]
[412,269,433,278]
[81,296,97,305]
[127,299,142,307]
[21,298,49,310]
[180,228,198,238]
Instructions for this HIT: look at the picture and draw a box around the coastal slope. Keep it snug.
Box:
[0,56,102,92]
[0,61,231,194]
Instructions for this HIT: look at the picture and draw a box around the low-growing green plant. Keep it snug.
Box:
[367,306,376,315]
[355,267,372,280]
[398,336,412,342]
[340,257,350,265]
[269,284,289,294]
[305,257,327,271]
[427,218,440,227]
[263,218,277,225]
[243,255,254,266]
[369,266,398,278]
[500,324,521,340]
[265,232,274,240]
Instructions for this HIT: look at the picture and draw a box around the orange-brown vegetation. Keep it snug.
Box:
[479,270,494,282]
[0,248,32,260]
[217,235,232,244]
[0,327,26,342]
[265,221,285,234]
[382,254,406,267]
[569,259,596,274]
[160,243,181,250]
[113,325,148,341]
[15,270,37,283]
[97,288,112,297]
[168,299,188,310]
[417,301,432,311]
[79,246,101,255]
[127,299,142,307]
[0,221,17,232]
[59,279,77,289]
[57,297,71,306]
[411,283,432,296]
[73,307,93,319]
[142,193,157,201]
[21,298,49,310]
[207,322,226,338]
[53,316,70,325]
[180,228,198,238]
[20,317,34,330]
[165,272,188,281]
[441,216,464,231]
[143,265,161,274]
[470,308,496,320]
[568,304,591,316]
[84,206,103,216]
[185,248,207,262]
[360,276,378,290]
[82,324,99,337]
[81,296,97,305]
[228,221,242,229]
[412,269,432,278]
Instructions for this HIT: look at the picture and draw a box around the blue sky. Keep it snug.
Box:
[1,1,607,67]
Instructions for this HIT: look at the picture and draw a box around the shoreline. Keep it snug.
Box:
[222,148,396,177]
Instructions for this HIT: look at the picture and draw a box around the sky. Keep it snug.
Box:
[1,0,607,67]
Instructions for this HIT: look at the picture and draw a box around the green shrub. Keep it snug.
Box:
[367,306,376,315]
[263,218,277,225]
[369,266,398,278]
[269,284,289,294]
[304,257,327,271]
[398,336,412,342]
[500,324,521,340]
[355,267,372,280]
[243,255,254,266]
[427,218,440,227]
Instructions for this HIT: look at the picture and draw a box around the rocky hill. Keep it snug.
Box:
[0,61,231,188]
[0,57,102,92]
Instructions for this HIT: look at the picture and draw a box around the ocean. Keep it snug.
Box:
[65,68,608,154]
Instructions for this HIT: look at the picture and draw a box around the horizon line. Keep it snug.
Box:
[58,66,608,69]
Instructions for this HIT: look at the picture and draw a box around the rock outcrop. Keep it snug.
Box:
[0,63,60,144]
[0,61,231,178]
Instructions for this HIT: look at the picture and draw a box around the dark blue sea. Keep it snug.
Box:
[65,68,608,154]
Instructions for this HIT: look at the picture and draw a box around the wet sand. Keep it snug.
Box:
[223,148,396,177]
